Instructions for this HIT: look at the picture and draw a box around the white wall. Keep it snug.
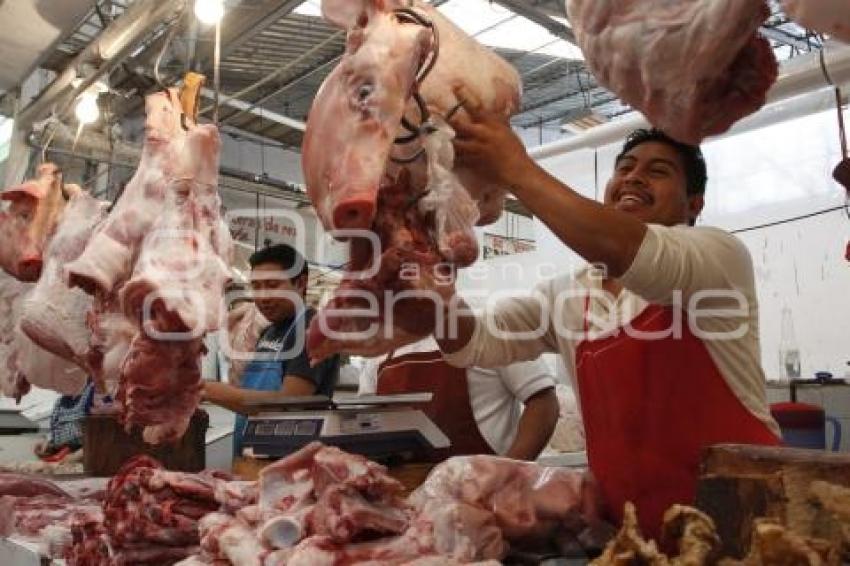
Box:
[219,185,348,273]
[220,133,305,186]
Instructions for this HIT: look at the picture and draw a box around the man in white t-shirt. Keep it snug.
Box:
[429,98,782,539]
[359,336,558,460]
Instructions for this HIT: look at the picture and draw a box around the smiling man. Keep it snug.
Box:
[204,244,339,458]
[435,107,781,538]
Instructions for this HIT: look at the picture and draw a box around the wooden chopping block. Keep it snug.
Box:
[696,443,850,559]
[83,410,208,476]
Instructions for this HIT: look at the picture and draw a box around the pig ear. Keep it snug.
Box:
[321,0,389,28]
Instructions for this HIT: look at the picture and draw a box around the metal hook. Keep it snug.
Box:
[394,8,440,86]
[390,7,440,157]
[154,10,186,91]
[394,92,431,144]
[40,110,60,164]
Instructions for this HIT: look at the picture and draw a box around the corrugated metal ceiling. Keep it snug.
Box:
[37,0,826,151]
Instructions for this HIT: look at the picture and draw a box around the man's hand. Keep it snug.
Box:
[504,387,560,461]
[203,381,244,411]
[451,87,534,191]
[450,86,646,278]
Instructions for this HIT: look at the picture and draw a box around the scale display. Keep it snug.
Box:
[241,407,449,463]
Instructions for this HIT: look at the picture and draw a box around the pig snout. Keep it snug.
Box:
[17,256,43,281]
[331,195,377,230]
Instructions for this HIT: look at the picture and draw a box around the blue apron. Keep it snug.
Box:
[233,309,307,457]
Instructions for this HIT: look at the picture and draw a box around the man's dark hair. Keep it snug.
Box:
[616,128,708,196]
[249,243,309,283]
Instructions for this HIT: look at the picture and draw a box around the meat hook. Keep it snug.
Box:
[153,14,185,93]
[391,7,441,163]
[39,111,60,165]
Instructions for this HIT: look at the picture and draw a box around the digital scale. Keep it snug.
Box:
[240,393,450,463]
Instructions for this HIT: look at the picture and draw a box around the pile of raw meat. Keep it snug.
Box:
[178,442,602,565]
[0,443,603,565]
[0,84,233,444]
[565,0,850,144]
[303,0,522,362]
[65,455,231,565]
[0,472,107,559]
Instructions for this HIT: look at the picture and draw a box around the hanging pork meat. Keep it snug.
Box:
[303,0,522,363]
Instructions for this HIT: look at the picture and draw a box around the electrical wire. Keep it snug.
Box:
[731,205,847,235]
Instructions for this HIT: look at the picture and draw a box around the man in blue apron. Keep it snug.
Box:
[203,244,340,457]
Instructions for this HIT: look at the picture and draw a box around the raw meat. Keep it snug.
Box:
[223,302,269,386]
[783,0,850,43]
[0,472,72,499]
[411,454,602,543]
[12,323,88,396]
[304,0,521,362]
[0,271,88,399]
[65,87,233,444]
[0,275,31,400]
[0,476,105,560]
[566,0,778,144]
[185,443,601,565]
[0,163,66,281]
[0,494,100,538]
[0,177,93,401]
[62,456,233,565]
[117,334,206,444]
[19,187,108,373]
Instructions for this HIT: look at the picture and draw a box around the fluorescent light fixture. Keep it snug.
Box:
[75,92,100,125]
[294,1,321,16]
[195,0,225,25]
[0,117,12,146]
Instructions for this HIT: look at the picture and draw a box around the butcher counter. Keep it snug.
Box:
[0,528,596,565]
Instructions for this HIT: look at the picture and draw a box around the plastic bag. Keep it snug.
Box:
[419,117,480,267]
[411,455,604,542]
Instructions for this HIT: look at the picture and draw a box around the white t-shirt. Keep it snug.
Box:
[443,224,780,436]
[359,337,556,455]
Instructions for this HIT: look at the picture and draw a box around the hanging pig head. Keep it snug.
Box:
[303,0,522,363]
[303,0,434,231]
[304,0,521,232]
[0,163,67,282]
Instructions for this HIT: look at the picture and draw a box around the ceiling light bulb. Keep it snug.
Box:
[75,93,99,125]
[195,0,225,25]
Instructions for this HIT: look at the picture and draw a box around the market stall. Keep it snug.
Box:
[0,0,849,564]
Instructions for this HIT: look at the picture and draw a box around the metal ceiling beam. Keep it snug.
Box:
[6,0,186,186]
[491,0,576,44]
[200,29,344,117]
[218,50,342,125]
[516,76,599,116]
[17,0,185,129]
[207,0,452,122]
[515,93,618,128]
[223,0,305,59]
[201,87,306,131]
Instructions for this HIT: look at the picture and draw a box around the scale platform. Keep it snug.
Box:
[241,393,449,463]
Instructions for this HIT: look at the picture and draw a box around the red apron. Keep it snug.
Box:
[376,350,496,460]
[575,301,780,539]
